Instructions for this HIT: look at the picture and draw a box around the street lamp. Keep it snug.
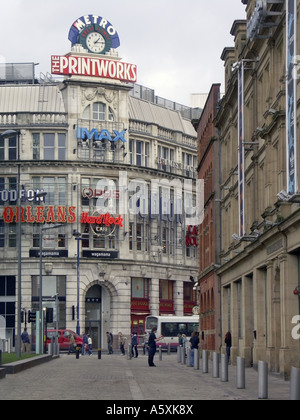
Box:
[39,223,63,354]
[73,230,82,335]
[0,130,21,357]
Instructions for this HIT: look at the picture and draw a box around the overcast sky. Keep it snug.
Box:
[0,0,246,106]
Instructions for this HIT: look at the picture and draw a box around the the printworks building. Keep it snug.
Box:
[215,1,300,378]
[0,14,199,350]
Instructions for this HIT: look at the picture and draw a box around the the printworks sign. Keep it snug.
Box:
[51,14,137,83]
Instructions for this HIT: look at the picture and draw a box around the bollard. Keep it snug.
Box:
[187,348,191,367]
[98,347,101,359]
[177,346,181,363]
[212,352,220,378]
[221,353,228,382]
[0,349,2,366]
[167,343,171,355]
[236,357,245,389]
[194,349,199,370]
[159,345,162,361]
[127,344,132,360]
[258,360,268,399]
[181,346,185,365]
[202,349,208,373]
[76,346,80,359]
[290,366,300,400]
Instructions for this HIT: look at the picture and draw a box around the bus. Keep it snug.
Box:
[145,315,199,350]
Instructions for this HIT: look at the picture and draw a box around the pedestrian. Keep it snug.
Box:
[21,327,30,353]
[68,334,76,355]
[181,333,188,357]
[189,331,199,366]
[131,333,138,357]
[82,332,88,355]
[87,334,92,355]
[225,331,232,364]
[118,332,126,355]
[107,331,113,354]
[148,327,163,367]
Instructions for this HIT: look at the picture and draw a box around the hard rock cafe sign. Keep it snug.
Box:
[80,211,123,237]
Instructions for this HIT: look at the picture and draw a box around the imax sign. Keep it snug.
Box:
[77,127,127,143]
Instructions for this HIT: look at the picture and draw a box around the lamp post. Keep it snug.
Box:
[0,130,21,357]
[73,230,82,335]
[39,223,63,354]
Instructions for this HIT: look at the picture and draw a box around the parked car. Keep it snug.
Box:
[45,329,83,351]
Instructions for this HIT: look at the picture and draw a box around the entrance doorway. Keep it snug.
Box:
[85,285,102,349]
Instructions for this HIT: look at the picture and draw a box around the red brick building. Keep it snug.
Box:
[197,84,222,351]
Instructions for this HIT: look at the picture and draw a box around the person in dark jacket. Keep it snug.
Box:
[131,333,138,358]
[225,331,232,363]
[148,327,163,367]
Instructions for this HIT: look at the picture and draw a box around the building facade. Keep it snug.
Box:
[215,0,300,378]
[196,84,222,352]
[0,15,199,351]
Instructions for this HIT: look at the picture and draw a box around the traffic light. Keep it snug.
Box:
[28,310,36,323]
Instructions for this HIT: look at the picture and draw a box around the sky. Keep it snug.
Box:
[0,0,246,106]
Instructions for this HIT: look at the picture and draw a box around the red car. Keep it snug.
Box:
[46,329,83,351]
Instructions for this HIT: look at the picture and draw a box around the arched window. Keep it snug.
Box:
[82,102,115,122]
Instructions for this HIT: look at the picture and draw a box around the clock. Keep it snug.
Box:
[86,32,106,54]
[79,24,112,54]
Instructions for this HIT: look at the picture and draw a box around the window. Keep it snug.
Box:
[131,278,149,299]
[128,139,150,167]
[0,276,16,296]
[0,134,17,161]
[160,280,173,300]
[83,102,115,122]
[33,134,40,160]
[44,134,55,160]
[32,133,66,160]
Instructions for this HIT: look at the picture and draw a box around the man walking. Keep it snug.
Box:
[148,327,163,367]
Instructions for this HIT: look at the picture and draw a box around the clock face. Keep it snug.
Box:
[86,32,106,54]
[78,24,112,55]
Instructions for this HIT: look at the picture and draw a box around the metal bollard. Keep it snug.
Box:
[177,346,181,363]
[181,346,185,365]
[194,349,199,370]
[159,345,162,361]
[127,344,132,360]
[221,353,228,382]
[236,357,245,389]
[212,352,220,378]
[167,343,171,355]
[290,366,300,400]
[98,347,101,359]
[76,346,80,359]
[187,348,191,367]
[258,360,268,399]
[0,349,2,366]
[202,349,208,373]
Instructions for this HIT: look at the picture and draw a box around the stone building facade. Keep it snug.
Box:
[215,0,300,378]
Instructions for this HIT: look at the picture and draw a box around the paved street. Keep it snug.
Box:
[0,351,291,401]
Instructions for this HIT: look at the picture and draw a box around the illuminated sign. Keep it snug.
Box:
[81,212,123,236]
[51,55,137,82]
[82,188,120,200]
[0,189,45,203]
[247,0,267,41]
[185,225,198,247]
[77,127,127,143]
[3,206,76,224]
[68,15,120,51]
